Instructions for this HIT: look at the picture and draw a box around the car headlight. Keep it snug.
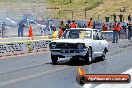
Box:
[49,43,56,49]
[78,43,84,49]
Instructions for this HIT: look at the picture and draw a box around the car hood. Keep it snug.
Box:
[52,39,91,43]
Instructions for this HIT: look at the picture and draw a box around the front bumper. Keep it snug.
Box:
[49,49,87,57]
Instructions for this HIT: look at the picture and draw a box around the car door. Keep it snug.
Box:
[96,31,105,52]
[99,31,108,52]
[92,30,102,57]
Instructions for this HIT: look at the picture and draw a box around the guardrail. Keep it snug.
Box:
[102,31,127,41]
[102,31,113,41]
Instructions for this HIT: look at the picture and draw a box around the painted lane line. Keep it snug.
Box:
[0,66,68,87]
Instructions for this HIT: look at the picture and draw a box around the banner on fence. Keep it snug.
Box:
[0,40,51,57]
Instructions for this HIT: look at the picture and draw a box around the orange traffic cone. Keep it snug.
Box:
[28,25,33,40]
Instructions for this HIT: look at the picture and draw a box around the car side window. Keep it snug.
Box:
[100,32,104,40]
[97,32,103,40]
[96,32,100,40]
[93,30,98,40]
[93,30,103,40]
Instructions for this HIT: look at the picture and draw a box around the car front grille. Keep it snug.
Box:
[55,43,78,49]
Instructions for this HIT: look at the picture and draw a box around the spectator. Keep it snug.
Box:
[77,22,82,28]
[65,22,70,29]
[82,24,87,28]
[59,20,66,38]
[102,23,108,31]
[87,18,93,28]
[122,25,126,33]
[67,20,71,25]
[93,21,96,29]
[127,23,132,40]
[117,22,122,39]
[18,21,25,37]
[69,20,77,28]
[112,21,119,43]
[109,23,113,31]
[50,22,56,31]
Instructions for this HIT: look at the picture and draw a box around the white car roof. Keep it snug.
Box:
[67,28,97,31]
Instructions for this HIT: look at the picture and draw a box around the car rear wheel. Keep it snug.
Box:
[99,49,106,60]
[51,54,58,64]
[84,48,92,63]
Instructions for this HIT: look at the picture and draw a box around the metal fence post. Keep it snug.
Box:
[85,1,87,21]
[1,22,6,38]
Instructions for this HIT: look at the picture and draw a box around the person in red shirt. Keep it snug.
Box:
[102,23,108,31]
[117,22,122,39]
[59,20,66,38]
[69,20,77,28]
[87,18,93,28]
[112,21,119,43]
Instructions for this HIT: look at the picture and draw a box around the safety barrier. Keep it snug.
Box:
[102,31,113,41]
[102,31,127,41]
[0,39,52,57]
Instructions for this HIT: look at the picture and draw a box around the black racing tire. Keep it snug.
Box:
[99,49,106,60]
[100,53,105,60]
[51,54,58,64]
[84,48,92,63]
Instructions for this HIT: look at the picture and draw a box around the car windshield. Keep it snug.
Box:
[61,29,92,39]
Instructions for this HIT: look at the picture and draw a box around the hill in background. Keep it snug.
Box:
[0,0,131,22]
[47,0,132,22]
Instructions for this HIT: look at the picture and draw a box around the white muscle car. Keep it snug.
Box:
[49,28,108,64]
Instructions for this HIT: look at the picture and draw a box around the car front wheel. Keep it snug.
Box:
[51,54,58,64]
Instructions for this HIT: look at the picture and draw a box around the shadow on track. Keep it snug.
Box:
[46,58,105,66]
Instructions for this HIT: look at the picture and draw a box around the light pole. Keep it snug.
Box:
[85,1,87,21]
[69,0,72,3]
[32,0,36,14]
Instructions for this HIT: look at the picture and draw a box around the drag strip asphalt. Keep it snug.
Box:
[0,40,132,88]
